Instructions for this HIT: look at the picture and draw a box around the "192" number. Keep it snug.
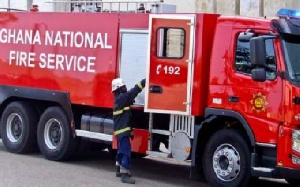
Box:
[156,64,180,75]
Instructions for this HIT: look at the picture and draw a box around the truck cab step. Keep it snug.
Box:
[252,167,274,178]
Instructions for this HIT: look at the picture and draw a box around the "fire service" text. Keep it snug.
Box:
[9,51,96,73]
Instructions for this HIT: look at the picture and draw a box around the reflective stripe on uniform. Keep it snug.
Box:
[113,106,130,115]
[137,82,143,89]
[114,127,131,136]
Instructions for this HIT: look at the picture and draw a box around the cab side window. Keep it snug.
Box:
[235,34,277,80]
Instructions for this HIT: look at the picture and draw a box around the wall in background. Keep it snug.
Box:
[1,0,300,18]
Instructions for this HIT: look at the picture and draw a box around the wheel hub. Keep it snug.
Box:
[213,144,241,182]
[7,113,23,142]
[44,119,62,150]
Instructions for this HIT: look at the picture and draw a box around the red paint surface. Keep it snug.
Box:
[0,12,148,108]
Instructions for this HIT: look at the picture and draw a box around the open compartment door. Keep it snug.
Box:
[145,14,195,115]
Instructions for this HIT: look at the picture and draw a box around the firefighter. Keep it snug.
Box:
[111,78,146,184]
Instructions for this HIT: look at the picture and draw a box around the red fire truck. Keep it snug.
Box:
[0,1,299,186]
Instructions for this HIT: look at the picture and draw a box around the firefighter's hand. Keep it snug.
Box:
[140,79,146,87]
[130,131,134,140]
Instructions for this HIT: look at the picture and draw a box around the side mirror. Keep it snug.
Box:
[250,37,267,66]
[251,68,266,82]
[250,35,277,67]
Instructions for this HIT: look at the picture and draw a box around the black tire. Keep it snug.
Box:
[286,179,300,187]
[37,106,77,161]
[202,129,251,187]
[0,101,38,153]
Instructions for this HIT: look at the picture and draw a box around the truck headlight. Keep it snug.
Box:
[292,130,300,153]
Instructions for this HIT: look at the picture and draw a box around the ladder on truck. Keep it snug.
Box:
[46,0,164,13]
[0,8,27,12]
[147,113,195,161]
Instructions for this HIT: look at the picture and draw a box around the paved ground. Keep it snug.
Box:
[0,140,290,187]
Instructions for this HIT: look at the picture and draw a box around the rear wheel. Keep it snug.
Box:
[37,106,77,161]
[0,101,38,153]
[202,129,251,187]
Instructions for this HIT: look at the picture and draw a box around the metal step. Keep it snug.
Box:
[147,151,171,158]
[252,167,274,178]
[252,167,274,172]
[151,129,171,136]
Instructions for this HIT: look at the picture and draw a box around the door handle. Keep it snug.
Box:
[293,97,300,105]
[149,85,163,94]
[228,96,239,103]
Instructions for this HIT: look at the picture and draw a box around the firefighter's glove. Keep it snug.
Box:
[130,131,134,140]
[140,79,146,87]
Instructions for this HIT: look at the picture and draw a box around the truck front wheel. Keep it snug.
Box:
[37,106,77,161]
[202,129,251,187]
[0,101,38,153]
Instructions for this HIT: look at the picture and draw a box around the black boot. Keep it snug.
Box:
[121,173,135,184]
[116,166,121,177]
[116,166,132,177]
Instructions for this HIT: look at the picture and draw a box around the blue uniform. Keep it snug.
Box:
[113,81,144,171]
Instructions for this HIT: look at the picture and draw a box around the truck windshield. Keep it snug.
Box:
[281,33,300,81]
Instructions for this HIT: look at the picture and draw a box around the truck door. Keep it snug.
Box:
[231,32,284,144]
[145,14,195,115]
